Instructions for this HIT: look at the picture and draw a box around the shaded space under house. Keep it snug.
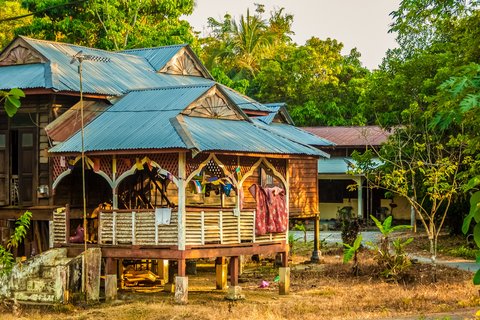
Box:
[0,37,329,303]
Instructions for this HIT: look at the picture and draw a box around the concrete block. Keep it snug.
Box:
[83,248,102,303]
[105,274,117,301]
[174,276,188,304]
[225,286,244,300]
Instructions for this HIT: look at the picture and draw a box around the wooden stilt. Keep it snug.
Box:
[178,259,186,277]
[279,267,290,295]
[215,257,227,290]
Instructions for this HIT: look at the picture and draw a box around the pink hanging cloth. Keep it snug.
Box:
[265,186,288,233]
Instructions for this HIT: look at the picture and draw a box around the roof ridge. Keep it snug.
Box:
[20,36,120,56]
[127,83,214,93]
[120,44,188,53]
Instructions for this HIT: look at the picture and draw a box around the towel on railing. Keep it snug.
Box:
[155,207,172,225]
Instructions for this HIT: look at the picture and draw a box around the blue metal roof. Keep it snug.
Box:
[50,84,323,157]
[318,157,381,174]
[49,85,213,153]
[182,116,323,156]
[120,45,186,71]
[220,85,271,112]
[21,37,213,95]
[253,119,334,151]
[0,64,46,89]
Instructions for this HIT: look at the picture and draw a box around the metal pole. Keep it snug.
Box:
[78,61,87,253]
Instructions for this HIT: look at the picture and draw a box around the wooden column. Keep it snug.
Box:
[84,248,101,302]
[158,259,169,284]
[229,256,239,286]
[279,267,290,295]
[65,204,70,243]
[178,259,186,277]
[105,257,117,301]
[357,177,363,219]
[178,152,186,251]
[311,215,321,263]
[215,257,227,290]
[226,256,244,300]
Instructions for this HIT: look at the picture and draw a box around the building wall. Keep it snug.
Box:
[289,158,318,218]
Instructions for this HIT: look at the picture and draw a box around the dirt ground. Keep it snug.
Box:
[1,236,479,320]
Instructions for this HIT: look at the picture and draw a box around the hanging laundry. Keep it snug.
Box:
[155,207,172,225]
[93,158,101,172]
[249,184,287,235]
[248,184,268,236]
[223,183,233,196]
[265,186,288,233]
[192,180,202,194]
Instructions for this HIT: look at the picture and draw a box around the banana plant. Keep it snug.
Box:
[371,215,412,253]
[343,234,362,276]
[462,176,480,285]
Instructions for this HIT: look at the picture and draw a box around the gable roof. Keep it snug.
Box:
[258,102,294,125]
[303,126,391,147]
[49,84,324,157]
[0,37,213,95]
[121,44,213,80]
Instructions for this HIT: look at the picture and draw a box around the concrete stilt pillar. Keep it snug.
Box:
[83,248,101,303]
[105,258,117,301]
[215,257,227,290]
[279,267,290,295]
[174,276,188,304]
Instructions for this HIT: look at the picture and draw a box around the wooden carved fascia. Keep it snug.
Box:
[159,47,210,78]
[181,86,245,120]
[0,38,45,66]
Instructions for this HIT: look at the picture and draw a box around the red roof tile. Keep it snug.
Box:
[302,126,390,147]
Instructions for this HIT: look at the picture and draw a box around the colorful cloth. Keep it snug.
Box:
[249,184,288,235]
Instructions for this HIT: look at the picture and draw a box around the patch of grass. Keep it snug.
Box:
[446,245,479,260]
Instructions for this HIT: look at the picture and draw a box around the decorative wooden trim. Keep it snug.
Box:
[0,40,45,66]
[177,152,187,251]
[159,47,210,78]
[181,86,244,120]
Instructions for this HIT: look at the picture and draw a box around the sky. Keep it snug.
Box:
[185,0,401,70]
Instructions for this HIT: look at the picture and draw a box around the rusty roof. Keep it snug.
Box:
[302,126,391,147]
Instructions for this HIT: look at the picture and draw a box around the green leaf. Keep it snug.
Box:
[8,88,25,98]
[352,234,363,250]
[473,269,480,285]
[383,216,393,232]
[370,215,384,233]
[4,98,18,117]
[463,191,480,234]
[466,176,480,191]
[390,224,412,232]
[6,96,20,109]
[473,223,480,248]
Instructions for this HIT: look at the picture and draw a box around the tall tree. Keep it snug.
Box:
[15,0,197,50]
[0,0,32,48]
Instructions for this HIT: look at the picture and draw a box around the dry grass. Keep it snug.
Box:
[1,249,479,320]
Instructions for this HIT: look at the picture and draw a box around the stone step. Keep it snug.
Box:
[26,278,55,294]
[14,291,58,304]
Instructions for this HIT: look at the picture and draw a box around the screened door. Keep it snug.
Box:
[17,129,35,206]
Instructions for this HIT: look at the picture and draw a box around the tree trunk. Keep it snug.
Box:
[429,237,437,282]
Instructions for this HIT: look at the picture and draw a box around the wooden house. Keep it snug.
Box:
[303,126,412,223]
[0,37,326,302]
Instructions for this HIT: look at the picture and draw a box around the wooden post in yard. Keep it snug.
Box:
[215,257,227,290]
[279,251,290,295]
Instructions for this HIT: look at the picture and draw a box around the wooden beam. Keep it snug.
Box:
[178,152,186,251]
[229,256,239,286]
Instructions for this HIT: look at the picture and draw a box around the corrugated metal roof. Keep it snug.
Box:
[0,63,46,89]
[45,100,110,142]
[318,157,382,174]
[120,44,186,71]
[303,126,391,147]
[220,85,271,112]
[49,85,214,153]
[50,84,323,157]
[259,102,295,125]
[21,37,213,95]
[182,116,323,156]
[253,119,334,150]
